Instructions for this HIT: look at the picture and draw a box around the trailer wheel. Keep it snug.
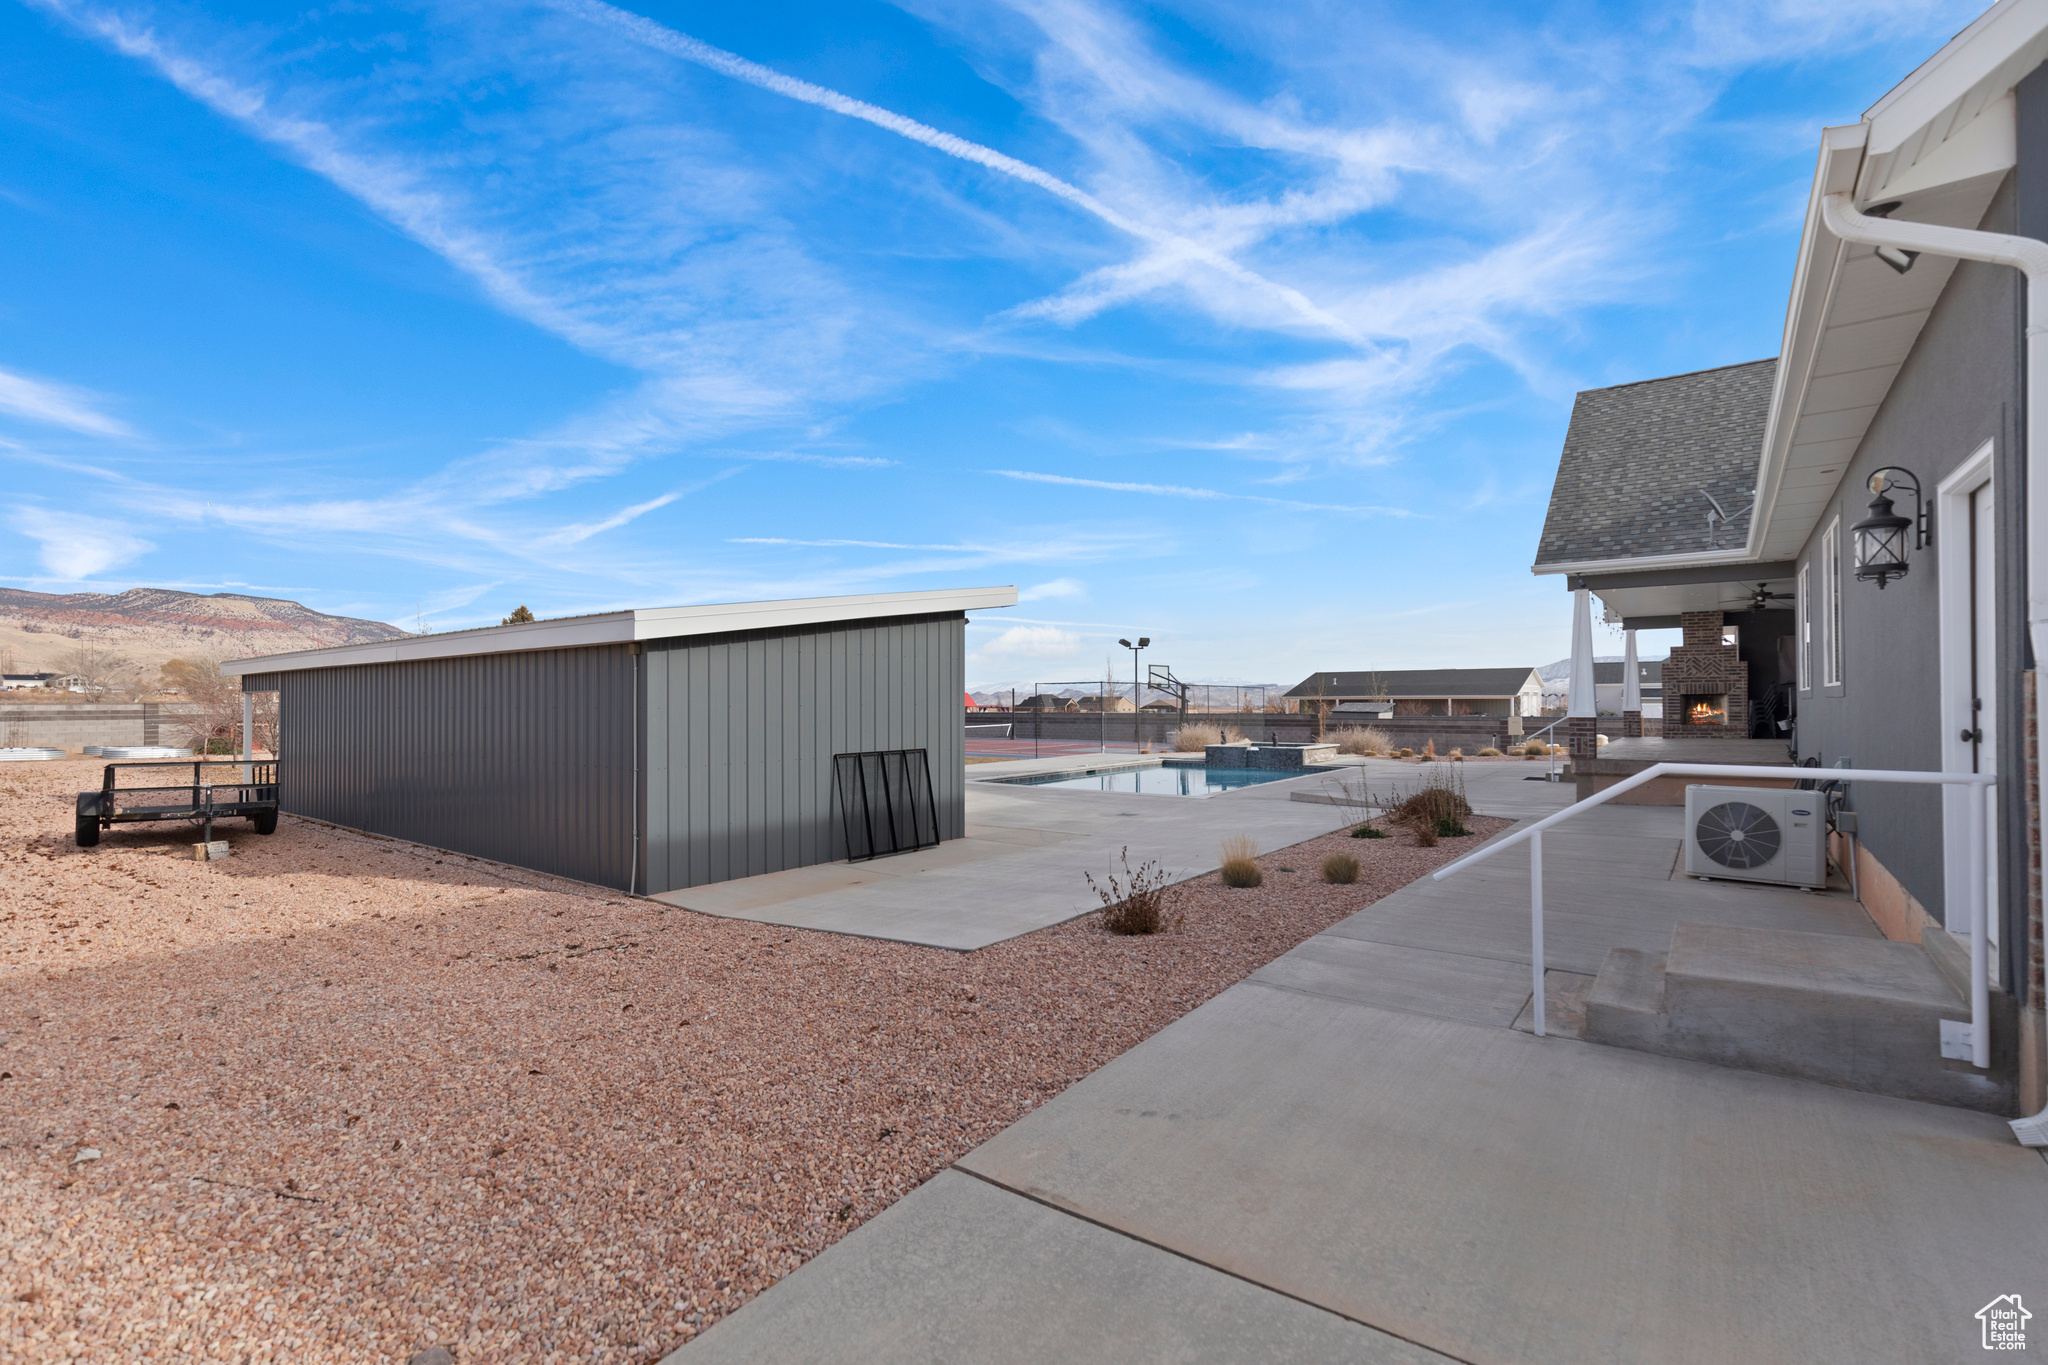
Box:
[252,808,278,835]
[74,815,101,847]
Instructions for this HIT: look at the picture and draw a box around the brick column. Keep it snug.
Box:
[1566,715,1598,759]
[1622,710,1643,738]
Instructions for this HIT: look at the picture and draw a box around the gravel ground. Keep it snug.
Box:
[0,758,1507,1363]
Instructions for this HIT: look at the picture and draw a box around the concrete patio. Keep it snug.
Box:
[677,799,2048,1364]
[651,755,1569,950]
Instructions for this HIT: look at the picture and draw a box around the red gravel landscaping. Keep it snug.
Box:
[0,757,1507,1363]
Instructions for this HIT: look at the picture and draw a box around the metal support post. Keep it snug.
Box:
[1971,780,1991,1069]
[1530,831,1546,1037]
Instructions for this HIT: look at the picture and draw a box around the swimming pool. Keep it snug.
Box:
[992,764,1309,797]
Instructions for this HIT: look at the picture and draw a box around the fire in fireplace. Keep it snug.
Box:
[1683,695,1728,727]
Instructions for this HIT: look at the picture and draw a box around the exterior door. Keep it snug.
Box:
[1938,443,1996,952]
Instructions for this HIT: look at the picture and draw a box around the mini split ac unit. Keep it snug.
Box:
[1683,785,1828,890]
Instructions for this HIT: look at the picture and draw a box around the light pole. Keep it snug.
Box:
[1118,636,1150,750]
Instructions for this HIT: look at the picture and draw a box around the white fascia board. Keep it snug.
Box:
[626,585,1017,642]
[1747,124,1868,564]
[221,585,1019,677]
[1861,0,2048,193]
[1531,548,1761,579]
[1872,93,2017,201]
[219,612,636,676]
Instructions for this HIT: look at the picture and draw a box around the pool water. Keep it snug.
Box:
[994,764,1307,797]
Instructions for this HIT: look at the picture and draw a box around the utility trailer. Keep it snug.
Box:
[74,760,281,847]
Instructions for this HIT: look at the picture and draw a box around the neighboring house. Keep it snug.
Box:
[1073,694,1134,713]
[0,673,56,690]
[1533,3,2048,1125]
[1286,668,1545,718]
[1594,660,1664,717]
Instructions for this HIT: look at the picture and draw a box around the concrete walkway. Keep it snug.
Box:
[652,757,1563,950]
[676,803,2048,1364]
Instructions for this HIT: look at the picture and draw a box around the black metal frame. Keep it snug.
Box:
[77,759,281,845]
[833,749,938,862]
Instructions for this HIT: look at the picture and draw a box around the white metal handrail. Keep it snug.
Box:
[1519,715,1566,781]
[1431,762,1997,1068]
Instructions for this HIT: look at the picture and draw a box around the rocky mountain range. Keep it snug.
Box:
[0,588,407,681]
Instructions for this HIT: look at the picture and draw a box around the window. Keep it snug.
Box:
[1820,518,1843,687]
[1796,562,1811,691]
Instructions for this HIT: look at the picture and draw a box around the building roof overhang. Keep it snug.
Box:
[1534,0,2048,611]
[221,586,1019,677]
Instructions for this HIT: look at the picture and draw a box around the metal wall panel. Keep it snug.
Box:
[642,613,966,894]
[277,645,635,888]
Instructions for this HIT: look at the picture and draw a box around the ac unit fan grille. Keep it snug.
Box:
[1696,801,1782,869]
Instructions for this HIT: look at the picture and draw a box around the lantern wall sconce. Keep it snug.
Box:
[1851,465,1929,588]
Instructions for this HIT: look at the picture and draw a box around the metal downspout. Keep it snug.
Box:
[1818,191,2048,1144]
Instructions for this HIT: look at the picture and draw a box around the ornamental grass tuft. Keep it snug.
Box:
[1218,834,1263,888]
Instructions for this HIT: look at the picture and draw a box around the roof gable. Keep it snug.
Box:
[1534,359,1776,570]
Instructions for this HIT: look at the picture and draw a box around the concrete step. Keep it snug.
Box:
[1921,926,1971,1002]
[1583,922,2013,1114]
[1582,948,1669,1052]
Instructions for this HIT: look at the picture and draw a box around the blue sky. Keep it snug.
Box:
[0,0,1989,687]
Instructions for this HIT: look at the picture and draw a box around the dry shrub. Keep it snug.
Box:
[1378,763,1473,836]
[1397,747,1415,758]
[1415,821,1439,847]
[1085,846,1181,934]
[1322,852,1359,884]
[1330,725,1391,756]
[1422,739,1438,758]
[1477,747,1503,757]
[1218,833,1263,888]
[1448,747,1464,760]
[1175,722,1249,749]
[1521,740,1546,757]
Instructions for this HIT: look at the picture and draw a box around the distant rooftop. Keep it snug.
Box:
[1534,358,1776,569]
[1286,668,1542,699]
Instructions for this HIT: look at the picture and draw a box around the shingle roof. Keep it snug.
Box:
[1592,661,1663,684]
[1286,668,1542,698]
[1534,358,1776,568]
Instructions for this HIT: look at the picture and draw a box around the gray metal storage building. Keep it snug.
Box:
[222,586,1017,894]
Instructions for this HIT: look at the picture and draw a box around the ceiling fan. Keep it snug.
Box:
[1741,582,1791,612]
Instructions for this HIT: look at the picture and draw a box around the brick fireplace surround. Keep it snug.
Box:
[1663,610,1749,739]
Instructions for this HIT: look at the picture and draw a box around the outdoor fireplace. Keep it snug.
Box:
[1660,611,1749,739]
[1682,695,1728,728]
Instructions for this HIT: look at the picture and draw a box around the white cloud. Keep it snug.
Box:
[991,469,1409,515]
[553,0,1364,346]
[977,624,1082,658]
[1019,577,1085,601]
[0,366,133,438]
[738,451,896,469]
[12,508,153,579]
